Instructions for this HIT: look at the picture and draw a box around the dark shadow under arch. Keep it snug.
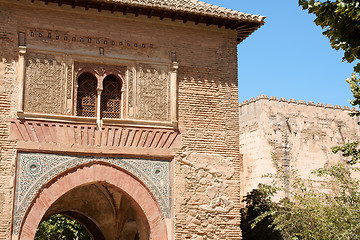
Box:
[61,211,105,240]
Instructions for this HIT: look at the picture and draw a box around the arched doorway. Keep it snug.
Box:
[18,163,168,240]
[38,183,148,240]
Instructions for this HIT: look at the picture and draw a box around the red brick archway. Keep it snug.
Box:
[18,163,168,240]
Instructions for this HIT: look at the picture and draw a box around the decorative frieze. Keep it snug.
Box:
[28,29,155,50]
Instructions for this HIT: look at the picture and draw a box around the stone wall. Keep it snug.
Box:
[0,4,19,239]
[0,59,17,240]
[239,95,360,197]
[0,1,241,239]
[176,64,241,239]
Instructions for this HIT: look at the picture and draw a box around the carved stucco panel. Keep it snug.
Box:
[24,53,65,114]
[128,66,135,118]
[66,65,73,100]
[184,153,235,213]
[135,64,170,121]
[178,152,236,239]
[65,64,73,114]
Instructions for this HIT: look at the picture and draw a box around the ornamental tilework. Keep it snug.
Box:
[13,153,171,235]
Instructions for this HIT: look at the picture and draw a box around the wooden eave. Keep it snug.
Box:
[29,0,265,43]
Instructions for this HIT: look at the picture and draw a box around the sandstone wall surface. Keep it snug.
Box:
[239,95,360,197]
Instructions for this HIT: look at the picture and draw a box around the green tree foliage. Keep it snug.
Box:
[240,184,283,240]
[299,0,360,72]
[246,2,360,238]
[255,162,360,240]
[332,140,360,164]
[35,214,92,240]
[299,0,360,162]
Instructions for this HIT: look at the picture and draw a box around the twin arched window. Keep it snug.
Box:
[76,73,122,119]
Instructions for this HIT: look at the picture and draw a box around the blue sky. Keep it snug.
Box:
[205,0,357,107]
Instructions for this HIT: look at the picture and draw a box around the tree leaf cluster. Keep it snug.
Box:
[34,214,92,240]
[347,73,360,117]
[299,0,360,72]
[332,141,360,164]
[299,0,360,163]
[251,162,360,240]
[240,184,282,240]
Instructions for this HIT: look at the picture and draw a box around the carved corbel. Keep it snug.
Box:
[97,76,104,91]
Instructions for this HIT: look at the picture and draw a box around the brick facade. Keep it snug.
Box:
[1,1,360,239]
[0,4,18,237]
[0,0,247,239]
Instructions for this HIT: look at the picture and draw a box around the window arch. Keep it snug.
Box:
[101,75,122,119]
[76,73,97,117]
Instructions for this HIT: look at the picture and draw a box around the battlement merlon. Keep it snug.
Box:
[240,95,359,112]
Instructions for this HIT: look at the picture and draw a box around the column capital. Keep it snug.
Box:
[172,62,179,71]
[19,46,27,55]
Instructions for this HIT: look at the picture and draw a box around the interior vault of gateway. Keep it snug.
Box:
[39,183,150,240]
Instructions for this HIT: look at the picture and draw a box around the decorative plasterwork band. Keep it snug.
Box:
[13,152,171,235]
[9,118,181,158]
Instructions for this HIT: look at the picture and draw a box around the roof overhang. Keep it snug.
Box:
[27,0,266,43]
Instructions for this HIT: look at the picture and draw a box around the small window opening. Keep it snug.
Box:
[101,75,122,119]
[77,73,97,117]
